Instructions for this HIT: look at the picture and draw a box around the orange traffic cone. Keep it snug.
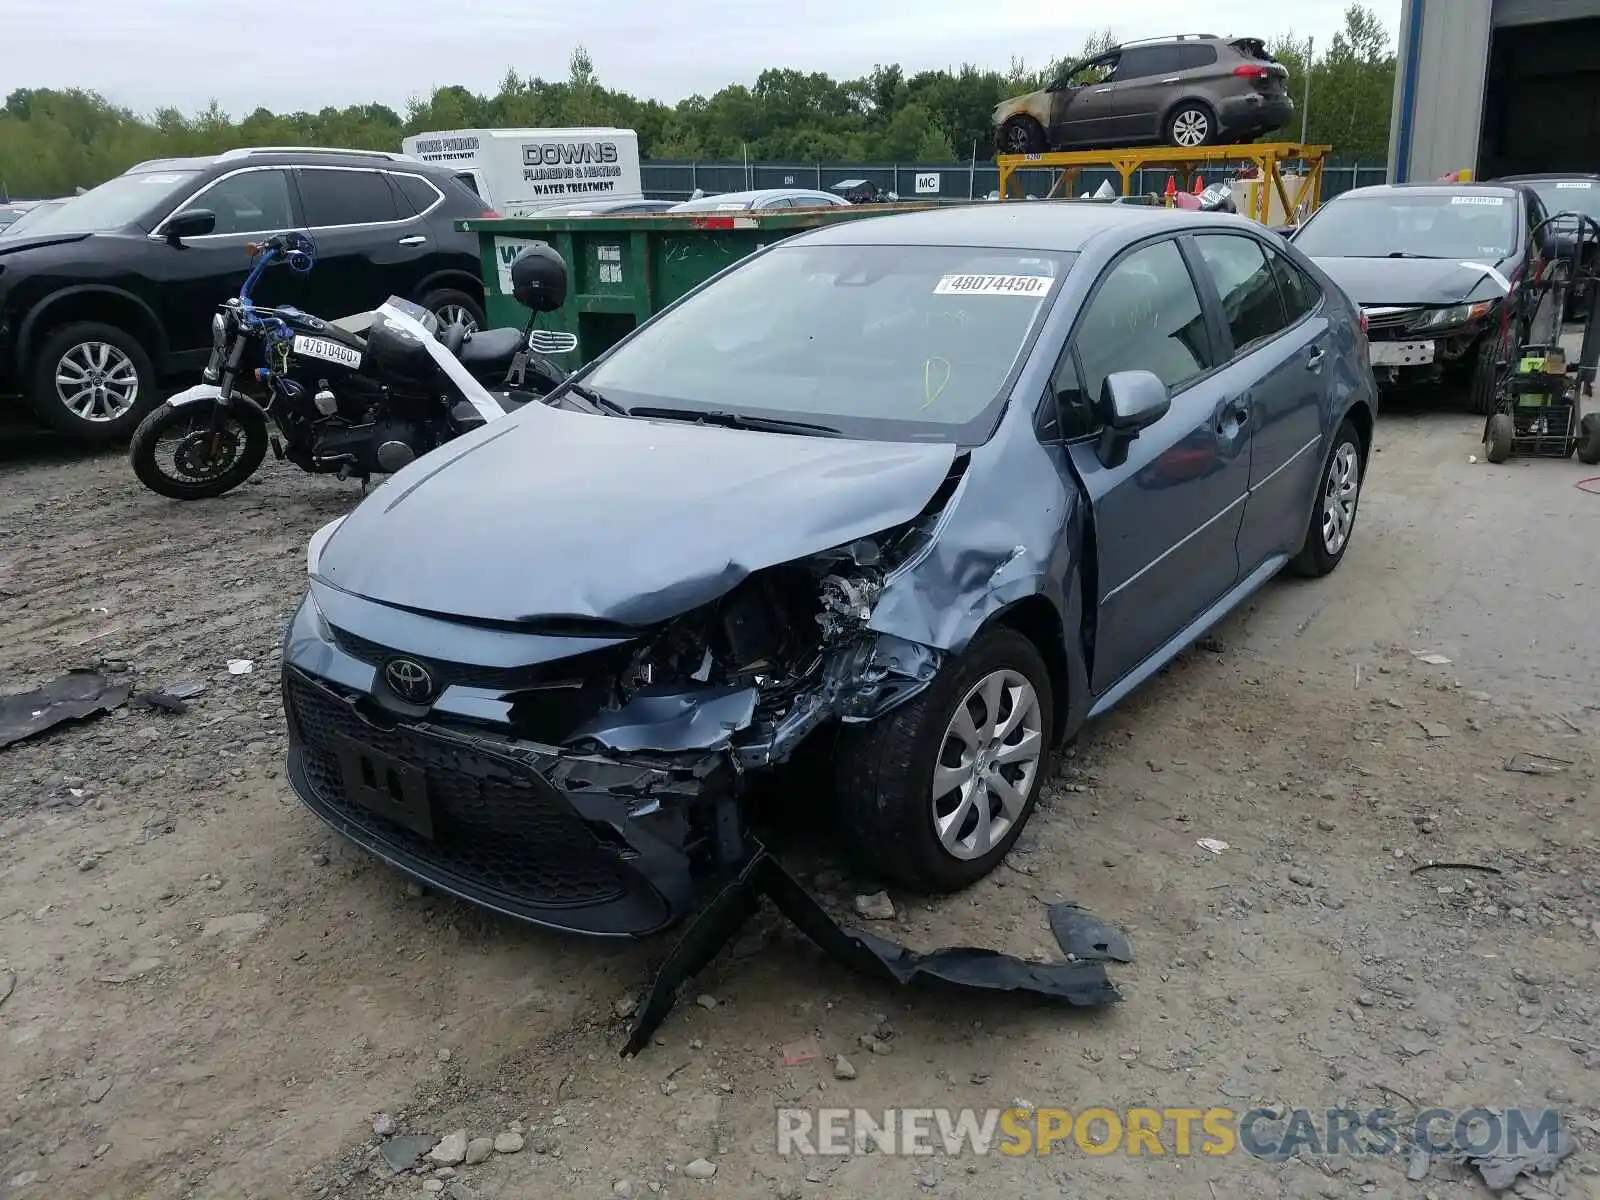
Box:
[1194,174,1205,193]
[1164,175,1176,206]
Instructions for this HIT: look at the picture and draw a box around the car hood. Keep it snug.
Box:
[318,403,960,627]
[1308,255,1516,306]
[0,230,94,256]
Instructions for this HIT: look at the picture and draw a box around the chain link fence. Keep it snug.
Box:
[641,161,1389,203]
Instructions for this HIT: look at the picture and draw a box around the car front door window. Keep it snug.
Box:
[1193,234,1292,356]
[187,169,295,237]
[1076,238,1214,400]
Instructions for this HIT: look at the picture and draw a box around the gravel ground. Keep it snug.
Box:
[0,403,1597,1200]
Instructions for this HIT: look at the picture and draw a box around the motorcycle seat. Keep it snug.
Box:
[456,327,524,375]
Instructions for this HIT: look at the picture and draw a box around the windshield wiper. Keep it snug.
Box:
[629,406,844,437]
[555,381,629,416]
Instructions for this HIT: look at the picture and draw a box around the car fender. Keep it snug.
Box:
[18,284,170,372]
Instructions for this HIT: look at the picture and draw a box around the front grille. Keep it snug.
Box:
[1362,306,1424,337]
[329,624,619,694]
[286,670,628,908]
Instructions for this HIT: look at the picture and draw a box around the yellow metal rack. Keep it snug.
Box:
[996,142,1333,225]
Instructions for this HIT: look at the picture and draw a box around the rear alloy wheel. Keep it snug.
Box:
[834,627,1054,893]
[27,321,157,444]
[1165,103,1217,148]
[1289,419,1363,578]
[417,288,485,334]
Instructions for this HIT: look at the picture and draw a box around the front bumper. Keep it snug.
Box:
[281,595,742,937]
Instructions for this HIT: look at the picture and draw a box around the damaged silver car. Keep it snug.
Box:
[283,203,1377,937]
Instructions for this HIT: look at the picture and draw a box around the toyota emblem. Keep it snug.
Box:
[383,658,435,704]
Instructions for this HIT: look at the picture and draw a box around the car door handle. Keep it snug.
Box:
[397,235,427,246]
[1093,88,1112,94]
[1306,346,1327,371]
[1216,404,1250,434]
[1161,77,1180,84]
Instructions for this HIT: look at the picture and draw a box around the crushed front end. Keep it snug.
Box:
[281,481,956,937]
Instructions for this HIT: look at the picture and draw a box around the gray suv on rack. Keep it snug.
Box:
[994,34,1294,154]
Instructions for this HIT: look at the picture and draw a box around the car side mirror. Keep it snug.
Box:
[164,208,216,244]
[1095,370,1171,467]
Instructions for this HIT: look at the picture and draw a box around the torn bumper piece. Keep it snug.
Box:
[0,669,130,751]
[624,842,1121,1056]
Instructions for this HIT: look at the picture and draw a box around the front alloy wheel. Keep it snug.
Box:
[56,341,141,423]
[933,670,1045,860]
[1321,442,1360,556]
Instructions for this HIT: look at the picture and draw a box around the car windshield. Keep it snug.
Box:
[580,242,1072,443]
[0,201,65,237]
[15,170,201,236]
[1521,179,1600,222]
[1293,192,1519,259]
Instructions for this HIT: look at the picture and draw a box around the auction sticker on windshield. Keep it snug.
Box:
[934,274,1052,296]
[1450,195,1506,205]
[293,335,363,369]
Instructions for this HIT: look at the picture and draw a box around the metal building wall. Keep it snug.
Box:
[1387,0,1494,183]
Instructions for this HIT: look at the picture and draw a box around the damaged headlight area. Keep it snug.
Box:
[560,530,944,765]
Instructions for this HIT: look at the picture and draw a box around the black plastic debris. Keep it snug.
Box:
[1048,902,1134,964]
[0,669,131,751]
[623,842,1120,1056]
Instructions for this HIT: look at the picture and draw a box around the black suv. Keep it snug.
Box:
[0,147,492,443]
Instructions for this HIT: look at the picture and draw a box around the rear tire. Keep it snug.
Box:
[834,627,1054,894]
[1484,412,1516,464]
[27,321,158,445]
[1289,419,1363,578]
[417,288,485,333]
[998,116,1047,155]
[1165,102,1218,148]
[129,399,269,500]
[1577,412,1600,465]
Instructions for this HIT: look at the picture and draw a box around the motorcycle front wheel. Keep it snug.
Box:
[129,398,270,500]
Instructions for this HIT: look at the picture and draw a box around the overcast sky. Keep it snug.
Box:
[5,0,1393,117]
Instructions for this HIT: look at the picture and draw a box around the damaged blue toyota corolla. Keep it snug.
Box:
[282,203,1378,938]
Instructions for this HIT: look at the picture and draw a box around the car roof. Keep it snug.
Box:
[795,199,1229,251]
[1333,182,1523,200]
[1495,172,1600,181]
[121,148,446,177]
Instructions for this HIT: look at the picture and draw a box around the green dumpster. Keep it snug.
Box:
[460,205,945,364]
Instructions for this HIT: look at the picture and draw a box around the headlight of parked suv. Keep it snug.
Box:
[1415,300,1495,331]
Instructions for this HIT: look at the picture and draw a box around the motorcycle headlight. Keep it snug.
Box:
[1416,300,1495,330]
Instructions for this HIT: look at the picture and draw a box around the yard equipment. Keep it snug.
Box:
[1483,211,1600,464]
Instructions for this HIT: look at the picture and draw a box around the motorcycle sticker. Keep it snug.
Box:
[292,335,363,369]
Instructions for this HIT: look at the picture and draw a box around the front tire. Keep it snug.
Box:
[834,627,1054,893]
[1466,329,1505,416]
[1165,103,1218,148]
[417,288,485,334]
[27,321,158,444]
[129,399,269,500]
[998,116,1047,155]
[1289,419,1363,578]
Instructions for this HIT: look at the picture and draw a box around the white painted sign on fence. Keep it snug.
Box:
[914,172,941,195]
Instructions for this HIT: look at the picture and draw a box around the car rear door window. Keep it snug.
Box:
[1193,234,1291,355]
[297,168,402,228]
[189,168,295,236]
[388,172,442,217]
[1117,45,1182,79]
[1266,249,1320,324]
[1075,238,1215,401]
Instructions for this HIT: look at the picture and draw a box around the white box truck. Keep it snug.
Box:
[399,127,644,217]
